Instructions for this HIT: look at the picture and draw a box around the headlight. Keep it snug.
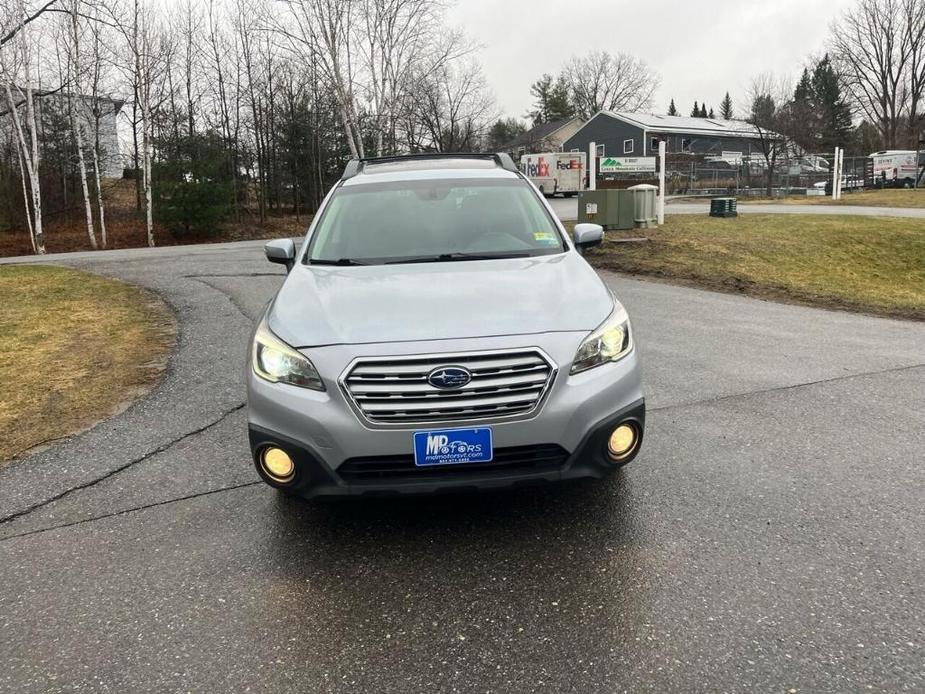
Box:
[252,317,325,390]
[570,306,632,374]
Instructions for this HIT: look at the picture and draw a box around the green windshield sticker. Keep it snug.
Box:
[534,231,557,244]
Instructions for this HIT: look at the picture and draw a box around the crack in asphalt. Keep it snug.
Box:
[0,482,261,543]
[0,274,262,535]
[0,402,246,527]
[5,359,924,542]
[648,360,925,414]
[187,275,262,322]
[183,272,284,278]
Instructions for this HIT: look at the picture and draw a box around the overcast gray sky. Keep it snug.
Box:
[445,0,856,122]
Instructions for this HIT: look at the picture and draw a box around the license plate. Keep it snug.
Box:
[413,427,493,466]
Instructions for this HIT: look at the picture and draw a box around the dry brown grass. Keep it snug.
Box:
[0,265,176,462]
[741,188,925,208]
[576,214,925,320]
[0,178,311,258]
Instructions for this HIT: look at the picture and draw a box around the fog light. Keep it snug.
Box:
[260,447,295,483]
[607,423,638,461]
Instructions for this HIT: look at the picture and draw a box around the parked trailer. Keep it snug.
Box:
[870,150,922,187]
[520,152,586,196]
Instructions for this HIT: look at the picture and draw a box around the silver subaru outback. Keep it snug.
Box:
[247,153,644,497]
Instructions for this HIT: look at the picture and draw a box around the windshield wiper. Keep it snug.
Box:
[309,257,369,266]
[386,252,530,265]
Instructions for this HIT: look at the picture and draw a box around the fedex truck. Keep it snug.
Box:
[870,150,922,187]
[520,152,586,196]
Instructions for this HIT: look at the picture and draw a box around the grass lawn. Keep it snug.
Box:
[741,188,925,208]
[580,214,925,320]
[0,265,176,462]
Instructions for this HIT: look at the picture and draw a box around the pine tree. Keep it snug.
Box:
[791,68,817,151]
[527,74,573,125]
[527,74,554,125]
[708,107,715,119]
[789,56,853,153]
[720,92,733,120]
[668,98,678,116]
[549,74,574,122]
[690,100,699,117]
[812,55,853,151]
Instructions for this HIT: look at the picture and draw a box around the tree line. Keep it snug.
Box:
[3,0,924,256]
[0,0,496,254]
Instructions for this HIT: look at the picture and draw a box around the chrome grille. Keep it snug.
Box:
[342,349,556,424]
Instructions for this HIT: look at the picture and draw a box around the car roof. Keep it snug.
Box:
[340,153,521,186]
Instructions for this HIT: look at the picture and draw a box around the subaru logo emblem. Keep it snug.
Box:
[427,366,472,389]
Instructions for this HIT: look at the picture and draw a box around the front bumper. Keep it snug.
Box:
[246,332,645,497]
[249,398,644,497]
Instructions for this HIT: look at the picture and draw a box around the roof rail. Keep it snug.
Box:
[341,159,361,180]
[340,152,518,181]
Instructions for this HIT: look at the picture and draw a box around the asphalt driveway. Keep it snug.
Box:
[1,242,923,692]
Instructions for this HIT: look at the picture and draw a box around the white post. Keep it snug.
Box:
[835,147,845,200]
[657,139,666,225]
[836,148,844,200]
[831,146,839,200]
[588,141,596,191]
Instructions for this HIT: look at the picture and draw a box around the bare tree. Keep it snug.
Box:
[0,0,57,48]
[746,74,792,198]
[359,0,465,155]
[562,50,659,120]
[277,0,365,158]
[403,58,495,152]
[107,0,171,246]
[830,0,918,148]
[903,0,925,141]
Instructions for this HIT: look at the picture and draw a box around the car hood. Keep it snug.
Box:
[268,253,615,347]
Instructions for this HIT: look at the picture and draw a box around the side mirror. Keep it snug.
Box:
[265,239,296,272]
[573,223,604,254]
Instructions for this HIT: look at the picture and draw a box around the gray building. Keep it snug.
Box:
[563,111,771,159]
[1,89,124,178]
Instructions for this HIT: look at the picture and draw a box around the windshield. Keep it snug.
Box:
[306,178,565,265]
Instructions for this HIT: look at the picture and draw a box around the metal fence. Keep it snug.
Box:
[594,153,916,198]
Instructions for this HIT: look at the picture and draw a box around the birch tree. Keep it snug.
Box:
[277,0,365,158]
[86,6,108,248]
[359,0,454,154]
[0,0,46,253]
[61,0,98,249]
[108,0,170,246]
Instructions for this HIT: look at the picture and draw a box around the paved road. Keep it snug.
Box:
[549,195,925,221]
[1,242,924,692]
